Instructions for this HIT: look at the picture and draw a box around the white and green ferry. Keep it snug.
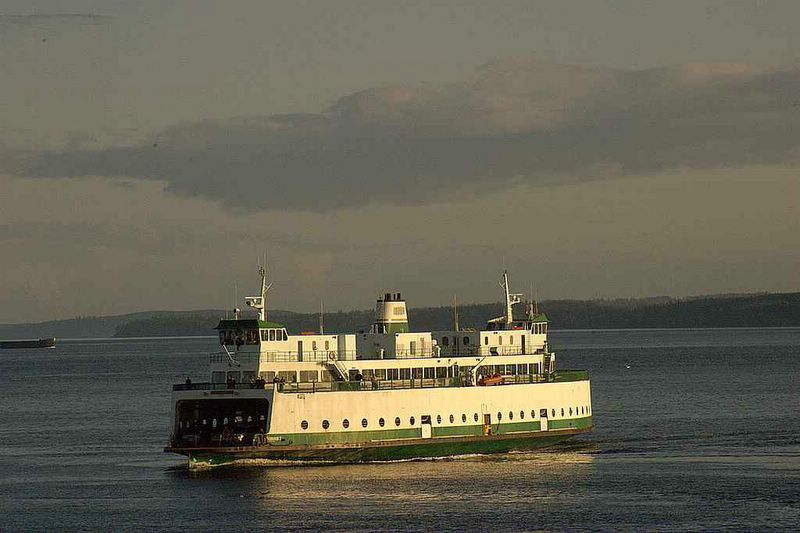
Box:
[166,269,592,467]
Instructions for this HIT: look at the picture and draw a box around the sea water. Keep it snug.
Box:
[0,328,798,531]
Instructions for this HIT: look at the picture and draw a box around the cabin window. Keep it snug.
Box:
[499,336,503,345]
[569,407,573,416]
[260,371,275,382]
[531,410,536,419]
[474,413,479,422]
[363,369,373,379]
[387,368,399,380]
[533,363,540,374]
[442,337,449,347]
[410,341,417,355]
[374,369,386,380]
[322,420,330,429]
[320,370,334,382]
[449,414,454,423]
[325,340,330,351]
[301,420,308,430]
[362,418,368,428]
[509,411,514,420]
[412,368,423,379]
[424,367,435,379]
[278,371,296,383]
[400,368,411,380]
[342,419,350,429]
[379,418,385,427]
[462,414,467,423]
[509,336,514,345]
[436,367,447,379]
[484,336,489,345]
[409,416,415,425]
[561,408,565,417]
[300,371,318,382]
[246,330,259,345]
[395,417,401,427]
[436,415,442,424]
[520,410,525,419]
[497,412,503,421]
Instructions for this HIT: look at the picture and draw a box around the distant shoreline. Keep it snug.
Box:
[2,292,799,339]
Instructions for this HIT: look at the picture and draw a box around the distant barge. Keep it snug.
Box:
[0,337,56,349]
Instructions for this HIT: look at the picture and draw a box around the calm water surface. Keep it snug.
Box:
[1,328,798,531]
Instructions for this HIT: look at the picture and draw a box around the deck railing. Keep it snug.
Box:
[172,370,588,392]
[208,346,549,364]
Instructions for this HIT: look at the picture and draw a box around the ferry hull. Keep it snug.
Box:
[167,426,591,468]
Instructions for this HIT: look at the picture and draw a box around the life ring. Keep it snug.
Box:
[327,351,337,361]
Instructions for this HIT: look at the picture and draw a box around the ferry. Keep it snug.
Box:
[165,268,592,467]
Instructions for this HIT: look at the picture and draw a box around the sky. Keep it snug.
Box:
[1,0,799,323]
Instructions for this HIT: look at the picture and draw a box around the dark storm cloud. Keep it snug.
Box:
[10,59,800,211]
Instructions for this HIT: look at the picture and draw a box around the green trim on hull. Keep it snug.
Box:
[170,426,592,467]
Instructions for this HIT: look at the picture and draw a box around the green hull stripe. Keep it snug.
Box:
[186,432,585,465]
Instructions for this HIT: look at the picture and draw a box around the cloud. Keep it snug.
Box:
[8,58,800,211]
[0,13,111,26]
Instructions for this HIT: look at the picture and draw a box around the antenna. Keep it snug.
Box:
[453,294,459,332]
[319,301,325,335]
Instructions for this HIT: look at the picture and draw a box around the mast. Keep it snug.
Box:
[245,259,272,322]
[500,270,523,329]
[453,294,460,332]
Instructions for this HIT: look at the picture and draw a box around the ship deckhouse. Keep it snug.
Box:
[167,266,592,467]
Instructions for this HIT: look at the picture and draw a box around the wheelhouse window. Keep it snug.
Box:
[269,330,276,341]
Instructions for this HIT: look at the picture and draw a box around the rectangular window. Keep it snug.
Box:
[278,370,297,383]
[436,367,447,379]
[261,330,268,341]
[325,340,330,351]
[412,368,423,379]
[226,371,241,382]
[424,367,435,379]
[320,370,334,382]
[387,368,399,380]
[299,370,318,382]
[362,369,374,379]
[399,368,411,380]
[374,369,386,380]
[259,371,276,382]
[533,363,539,374]
[242,370,257,382]
[211,371,226,383]
[269,330,276,341]
[509,336,514,345]
[410,341,417,355]
[484,336,489,345]
[518,364,528,375]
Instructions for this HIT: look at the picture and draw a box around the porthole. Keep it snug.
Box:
[322,419,330,429]
[449,414,455,424]
[520,410,525,420]
[474,413,479,422]
[301,420,309,430]
[343,419,350,428]
[551,409,556,417]
[497,412,503,421]
[362,418,368,428]
[395,417,401,427]
[436,415,442,424]
[379,417,385,427]
[561,408,565,417]
[509,411,514,420]
[531,410,536,419]
[410,416,416,425]
[581,406,585,415]
[569,408,573,416]
[462,414,467,423]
